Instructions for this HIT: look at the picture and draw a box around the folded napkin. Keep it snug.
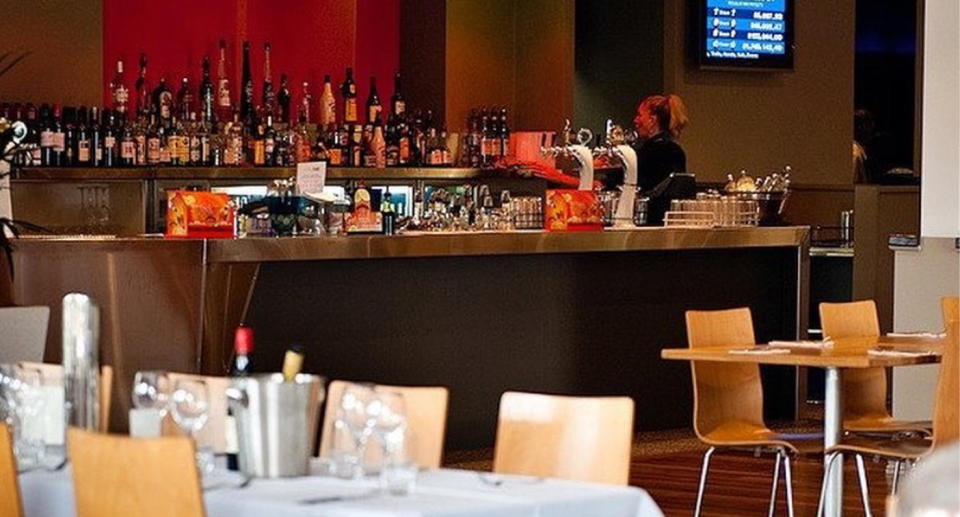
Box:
[768,340,830,349]
[729,348,791,355]
[886,332,946,339]
[868,349,938,358]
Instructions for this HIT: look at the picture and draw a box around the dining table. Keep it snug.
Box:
[19,464,665,517]
[661,333,944,517]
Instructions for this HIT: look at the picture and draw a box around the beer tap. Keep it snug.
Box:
[593,120,641,227]
[540,119,595,191]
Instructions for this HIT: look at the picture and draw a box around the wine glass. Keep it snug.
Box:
[132,370,170,415]
[170,379,212,474]
[370,391,407,456]
[338,383,377,476]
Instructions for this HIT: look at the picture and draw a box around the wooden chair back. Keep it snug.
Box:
[0,424,23,517]
[492,391,634,485]
[942,296,959,326]
[162,373,231,453]
[319,380,449,468]
[18,362,113,432]
[933,316,960,447]
[67,428,204,517]
[819,300,888,422]
[685,308,766,439]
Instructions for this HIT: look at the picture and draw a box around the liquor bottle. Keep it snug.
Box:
[216,40,232,123]
[261,42,275,117]
[157,117,171,166]
[133,116,147,166]
[398,114,411,165]
[371,120,386,168]
[439,127,452,165]
[366,76,382,124]
[277,74,292,124]
[176,116,190,165]
[226,110,244,166]
[341,67,357,123]
[102,109,118,168]
[111,60,129,119]
[294,112,312,163]
[39,104,56,166]
[299,81,312,125]
[120,116,136,167]
[263,114,276,166]
[135,53,149,119]
[200,56,215,124]
[384,112,400,167]
[240,41,254,127]
[319,74,336,127]
[63,106,77,166]
[498,106,510,158]
[250,112,266,166]
[281,346,304,382]
[176,77,194,121]
[390,71,405,117]
[325,125,342,166]
[153,77,172,125]
[349,124,362,166]
[89,107,103,167]
[146,114,161,165]
[51,104,66,166]
[168,116,181,166]
[480,109,492,166]
[24,104,41,166]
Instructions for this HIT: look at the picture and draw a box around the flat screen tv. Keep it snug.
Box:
[696,0,794,70]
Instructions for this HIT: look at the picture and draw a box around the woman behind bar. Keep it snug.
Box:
[633,94,689,191]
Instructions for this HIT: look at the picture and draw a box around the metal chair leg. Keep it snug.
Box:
[767,450,782,517]
[782,452,795,517]
[890,460,902,495]
[694,447,716,517]
[817,451,843,517]
[855,454,874,517]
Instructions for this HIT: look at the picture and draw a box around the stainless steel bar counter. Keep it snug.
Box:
[12,227,809,448]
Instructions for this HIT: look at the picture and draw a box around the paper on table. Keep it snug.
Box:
[867,349,939,358]
[768,340,830,349]
[886,332,946,339]
[729,348,791,355]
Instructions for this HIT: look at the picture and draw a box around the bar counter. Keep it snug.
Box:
[12,226,809,448]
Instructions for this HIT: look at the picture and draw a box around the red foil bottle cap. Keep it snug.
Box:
[234,326,254,355]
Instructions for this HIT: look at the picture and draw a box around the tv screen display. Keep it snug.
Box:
[697,0,794,70]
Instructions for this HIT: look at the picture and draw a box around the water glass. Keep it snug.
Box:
[0,365,47,470]
[132,370,171,415]
[339,383,378,476]
[171,378,213,474]
[379,426,418,496]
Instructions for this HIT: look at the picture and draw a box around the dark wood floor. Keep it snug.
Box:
[632,450,891,517]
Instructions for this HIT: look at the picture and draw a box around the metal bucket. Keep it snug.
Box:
[226,373,325,478]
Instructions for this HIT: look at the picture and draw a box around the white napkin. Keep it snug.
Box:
[613,145,639,227]
[867,349,938,358]
[886,332,946,339]
[729,348,791,355]
[768,340,830,349]
[568,145,595,191]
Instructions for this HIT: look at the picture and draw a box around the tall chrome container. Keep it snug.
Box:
[226,374,325,478]
[61,293,100,430]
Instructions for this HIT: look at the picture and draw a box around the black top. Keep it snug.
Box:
[635,133,686,191]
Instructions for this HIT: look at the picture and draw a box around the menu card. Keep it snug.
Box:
[296,161,327,196]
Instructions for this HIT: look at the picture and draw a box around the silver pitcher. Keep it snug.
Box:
[226,373,325,478]
[61,293,100,431]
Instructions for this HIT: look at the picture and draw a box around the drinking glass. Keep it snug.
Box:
[171,379,213,474]
[0,365,46,470]
[132,370,170,415]
[339,383,378,477]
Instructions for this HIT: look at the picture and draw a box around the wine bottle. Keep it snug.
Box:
[227,325,254,471]
[200,56,215,124]
[261,42,275,117]
[135,53,149,119]
[366,76,381,124]
[111,60,129,118]
[216,40,232,123]
[281,346,304,382]
[240,41,254,128]
[341,67,357,123]
[277,74,292,124]
[390,71,405,116]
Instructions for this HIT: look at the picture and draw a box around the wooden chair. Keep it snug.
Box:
[820,300,930,436]
[942,296,959,326]
[817,312,960,517]
[162,373,231,453]
[0,423,23,517]
[686,308,820,517]
[319,380,449,468]
[18,362,113,432]
[67,427,205,517]
[492,391,634,485]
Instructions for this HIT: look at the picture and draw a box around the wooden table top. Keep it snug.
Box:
[661,335,944,368]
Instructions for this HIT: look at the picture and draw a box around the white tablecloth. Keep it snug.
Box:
[20,467,663,517]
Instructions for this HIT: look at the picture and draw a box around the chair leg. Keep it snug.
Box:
[817,451,843,517]
[782,453,795,517]
[767,450,782,517]
[855,454,873,517]
[891,460,902,496]
[694,447,716,517]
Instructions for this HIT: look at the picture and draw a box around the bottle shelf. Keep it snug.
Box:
[13,166,525,182]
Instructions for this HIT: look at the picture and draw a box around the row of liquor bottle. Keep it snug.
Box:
[3,101,511,169]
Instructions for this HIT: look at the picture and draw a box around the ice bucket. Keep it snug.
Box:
[226,373,325,478]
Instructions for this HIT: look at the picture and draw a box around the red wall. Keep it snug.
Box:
[102,0,400,121]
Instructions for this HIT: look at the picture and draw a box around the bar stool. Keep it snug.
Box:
[68,428,204,517]
[820,300,931,436]
[492,391,634,485]
[686,308,821,517]
[816,310,959,517]
[0,424,23,517]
